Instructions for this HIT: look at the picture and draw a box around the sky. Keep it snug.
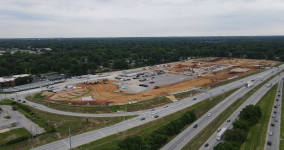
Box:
[0,0,284,38]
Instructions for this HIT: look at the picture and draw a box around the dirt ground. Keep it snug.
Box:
[45,58,278,105]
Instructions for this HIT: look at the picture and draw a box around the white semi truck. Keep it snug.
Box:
[245,81,254,88]
[266,82,272,87]
[216,127,227,141]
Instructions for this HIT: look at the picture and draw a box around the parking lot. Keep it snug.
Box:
[0,105,44,135]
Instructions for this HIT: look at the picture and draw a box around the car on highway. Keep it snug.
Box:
[17,99,21,102]
[151,112,155,115]
[269,131,273,136]
[193,124,198,128]
[12,107,17,111]
[207,113,211,117]
[274,105,277,108]
[151,108,155,111]
[275,119,278,122]
[217,128,221,132]
[272,114,275,118]
[163,105,169,108]
[11,98,15,100]
[278,103,280,106]
[267,141,272,146]
[227,119,231,122]
[193,98,197,100]
[22,101,26,103]
[154,115,159,118]
[140,117,145,121]
[205,143,209,147]
[276,99,279,101]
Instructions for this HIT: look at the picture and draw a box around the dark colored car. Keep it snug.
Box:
[12,107,17,111]
[205,143,209,147]
[140,117,145,121]
[193,124,198,128]
[154,115,159,118]
[22,101,26,103]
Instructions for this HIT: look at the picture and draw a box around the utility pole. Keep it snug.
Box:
[16,92,19,101]
[69,127,72,150]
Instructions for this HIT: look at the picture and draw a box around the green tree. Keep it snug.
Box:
[239,105,262,126]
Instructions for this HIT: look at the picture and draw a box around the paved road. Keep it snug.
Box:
[265,79,283,150]
[161,69,282,150]
[201,73,284,150]
[31,68,284,150]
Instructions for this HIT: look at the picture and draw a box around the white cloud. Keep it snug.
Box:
[0,0,283,38]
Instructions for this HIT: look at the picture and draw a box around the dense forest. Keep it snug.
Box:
[0,36,284,76]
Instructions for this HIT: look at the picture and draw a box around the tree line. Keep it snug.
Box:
[214,105,262,150]
[0,36,284,77]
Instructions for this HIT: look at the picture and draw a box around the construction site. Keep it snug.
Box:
[43,57,278,105]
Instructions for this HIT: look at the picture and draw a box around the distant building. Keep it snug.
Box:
[0,77,15,88]
[0,74,29,88]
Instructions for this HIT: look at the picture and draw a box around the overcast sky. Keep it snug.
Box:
[0,0,284,38]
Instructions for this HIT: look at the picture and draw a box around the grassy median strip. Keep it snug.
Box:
[74,88,239,150]
[182,74,278,150]
[240,84,277,150]
[27,94,172,113]
[0,100,135,150]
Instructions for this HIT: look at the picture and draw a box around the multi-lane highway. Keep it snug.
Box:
[2,66,282,118]
[265,79,283,150]
[0,66,282,150]
[201,73,284,150]
[161,69,283,150]
[31,67,283,150]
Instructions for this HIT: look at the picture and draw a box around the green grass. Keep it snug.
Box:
[27,94,172,113]
[281,141,284,150]
[4,115,11,119]
[0,128,32,146]
[240,84,277,150]
[182,73,279,150]
[174,90,200,100]
[0,100,135,150]
[74,87,239,150]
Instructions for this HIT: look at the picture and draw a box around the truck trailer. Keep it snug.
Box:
[216,127,227,141]
[245,81,254,88]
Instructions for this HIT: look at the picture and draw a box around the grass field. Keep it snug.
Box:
[0,100,134,150]
[0,128,31,146]
[174,90,200,100]
[28,94,172,113]
[240,84,277,150]
[182,73,277,150]
[74,88,239,150]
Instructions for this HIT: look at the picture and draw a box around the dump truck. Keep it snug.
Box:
[103,79,108,84]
